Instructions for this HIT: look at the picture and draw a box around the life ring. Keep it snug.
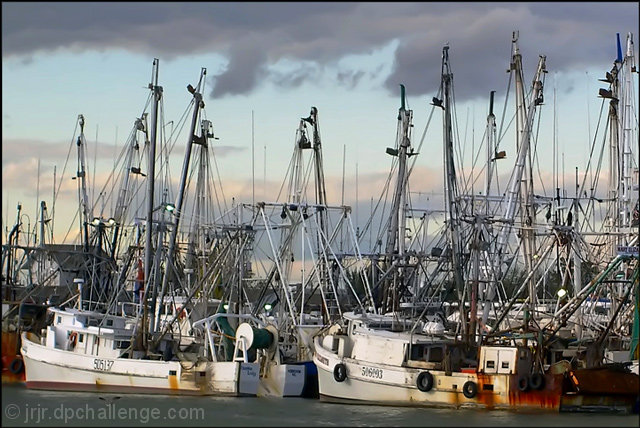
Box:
[462,380,477,398]
[68,331,78,349]
[417,371,434,392]
[8,357,24,374]
[333,363,347,382]
[529,372,545,390]
[177,306,186,320]
[517,374,530,392]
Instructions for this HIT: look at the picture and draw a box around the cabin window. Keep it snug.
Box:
[78,334,84,343]
[57,316,61,324]
[427,347,443,363]
[483,384,494,391]
[501,361,509,369]
[116,340,131,349]
[486,360,495,369]
[106,319,113,327]
[169,370,177,376]
[410,345,424,360]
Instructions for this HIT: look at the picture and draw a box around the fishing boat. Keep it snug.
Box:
[21,305,260,395]
[313,35,639,413]
[20,60,262,396]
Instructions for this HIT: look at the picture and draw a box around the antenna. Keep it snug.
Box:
[252,110,255,207]
[616,32,623,63]
[341,144,346,205]
[355,162,359,235]
[35,157,40,246]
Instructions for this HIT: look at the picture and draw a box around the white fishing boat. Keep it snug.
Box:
[313,311,563,409]
[20,60,264,397]
[192,313,307,397]
[313,37,640,413]
[21,306,259,395]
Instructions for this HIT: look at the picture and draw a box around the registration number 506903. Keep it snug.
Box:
[361,366,383,379]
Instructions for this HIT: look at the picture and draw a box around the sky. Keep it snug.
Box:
[2,2,639,245]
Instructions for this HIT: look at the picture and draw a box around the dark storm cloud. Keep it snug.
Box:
[2,2,638,101]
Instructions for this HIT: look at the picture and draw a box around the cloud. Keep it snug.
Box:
[3,3,637,101]
[212,145,246,157]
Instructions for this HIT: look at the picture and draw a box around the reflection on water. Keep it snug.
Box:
[2,384,637,427]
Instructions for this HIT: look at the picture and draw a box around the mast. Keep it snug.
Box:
[76,115,92,252]
[143,59,162,345]
[309,107,328,240]
[485,91,498,198]
[381,84,413,315]
[601,32,638,256]
[155,68,206,331]
[480,33,547,330]
[618,33,638,236]
[306,107,335,321]
[439,45,467,340]
[110,114,149,259]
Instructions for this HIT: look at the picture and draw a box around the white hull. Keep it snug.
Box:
[313,339,499,408]
[258,362,307,397]
[21,332,259,396]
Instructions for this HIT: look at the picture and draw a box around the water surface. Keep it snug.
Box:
[2,384,637,427]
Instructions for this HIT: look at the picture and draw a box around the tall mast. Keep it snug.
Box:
[607,41,622,256]
[155,68,206,331]
[110,114,148,259]
[439,45,467,340]
[602,32,638,256]
[76,114,92,252]
[485,91,497,198]
[480,34,547,329]
[143,59,162,343]
[618,33,638,236]
[381,84,413,314]
[307,107,333,321]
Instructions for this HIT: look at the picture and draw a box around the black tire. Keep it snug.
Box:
[462,380,477,398]
[8,357,24,374]
[517,374,529,392]
[416,371,434,392]
[333,363,347,382]
[529,372,545,390]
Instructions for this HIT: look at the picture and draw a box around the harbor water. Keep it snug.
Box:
[2,384,637,427]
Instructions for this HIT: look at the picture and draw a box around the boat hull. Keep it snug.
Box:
[2,330,25,384]
[314,352,561,410]
[21,332,260,396]
[258,362,307,397]
[314,335,639,413]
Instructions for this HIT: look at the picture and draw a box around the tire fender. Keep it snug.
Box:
[517,374,530,392]
[462,380,477,398]
[8,357,24,375]
[333,363,347,382]
[416,371,434,392]
[529,372,545,390]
